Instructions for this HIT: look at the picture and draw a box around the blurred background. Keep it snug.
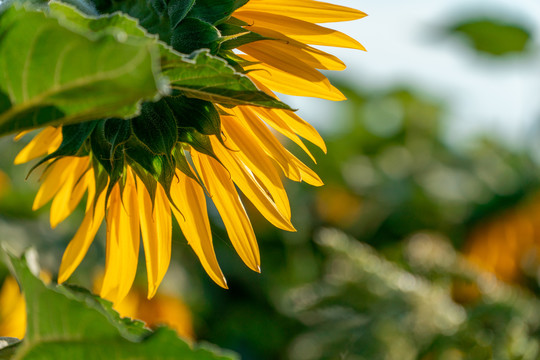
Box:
[2,0,540,359]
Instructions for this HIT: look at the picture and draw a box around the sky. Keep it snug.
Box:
[285,0,540,148]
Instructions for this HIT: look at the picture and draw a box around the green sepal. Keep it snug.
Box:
[225,16,249,27]
[92,0,172,42]
[90,121,124,181]
[90,155,111,215]
[131,101,178,157]
[168,0,195,29]
[129,162,158,206]
[172,143,199,182]
[103,118,132,161]
[124,135,176,200]
[165,97,222,139]
[217,107,234,117]
[89,121,127,207]
[216,50,252,73]
[125,139,179,213]
[178,128,219,162]
[187,0,248,25]
[27,121,96,175]
[218,24,268,50]
[171,17,221,54]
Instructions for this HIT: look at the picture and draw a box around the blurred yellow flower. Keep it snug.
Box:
[0,277,26,339]
[15,0,366,304]
[0,170,10,199]
[315,185,362,227]
[464,195,540,285]
[113,287,194,340]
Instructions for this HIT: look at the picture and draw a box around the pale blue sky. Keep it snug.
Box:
[285,0,540,148]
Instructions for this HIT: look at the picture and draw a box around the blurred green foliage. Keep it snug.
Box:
[284,229,540,360]
[444,17,533,56]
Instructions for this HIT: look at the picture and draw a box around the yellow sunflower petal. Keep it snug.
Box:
[138,177,172,298]
[58,189,106,283]
[270,108,327,153]
[240,39,346,72]
[192,151,261,272]
[225,110,322,186]
[49,157,89,228]
[239,0,367,24]
[241,106,317,162]
[101,184,123,301]
[243,55,346,100]
[235,11,365,50]
[237,80,327,153]
[221,112,293,217]
[14,126,62,165]
[292,155,324,186]
[212,137,295,231]
[170,169,228,289]
[241,41,331,83]
[33,156,80,210]
[154,183,172,287]
[101,173,140,303]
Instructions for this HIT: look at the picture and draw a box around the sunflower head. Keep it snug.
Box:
[9,0,366,304]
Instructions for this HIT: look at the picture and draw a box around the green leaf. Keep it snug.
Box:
[0,92,10,114]
[28,121,96,173]
[0,337,19,360]
[49,0,151,39]
[166,50,291,109]
[171,17,221,54]
[0,248,238,360]
[446,17,532,56]
[188,0,248,25]
[0,5,164,136]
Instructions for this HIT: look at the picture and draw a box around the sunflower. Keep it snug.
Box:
[15,0,366,304]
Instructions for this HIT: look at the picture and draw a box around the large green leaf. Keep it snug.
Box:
[0,4,165,136]
[166,50,292,109]
[48,2,290,110]
[0,248,238,360]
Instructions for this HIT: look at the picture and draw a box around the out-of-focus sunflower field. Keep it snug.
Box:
[1,1,540,359]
